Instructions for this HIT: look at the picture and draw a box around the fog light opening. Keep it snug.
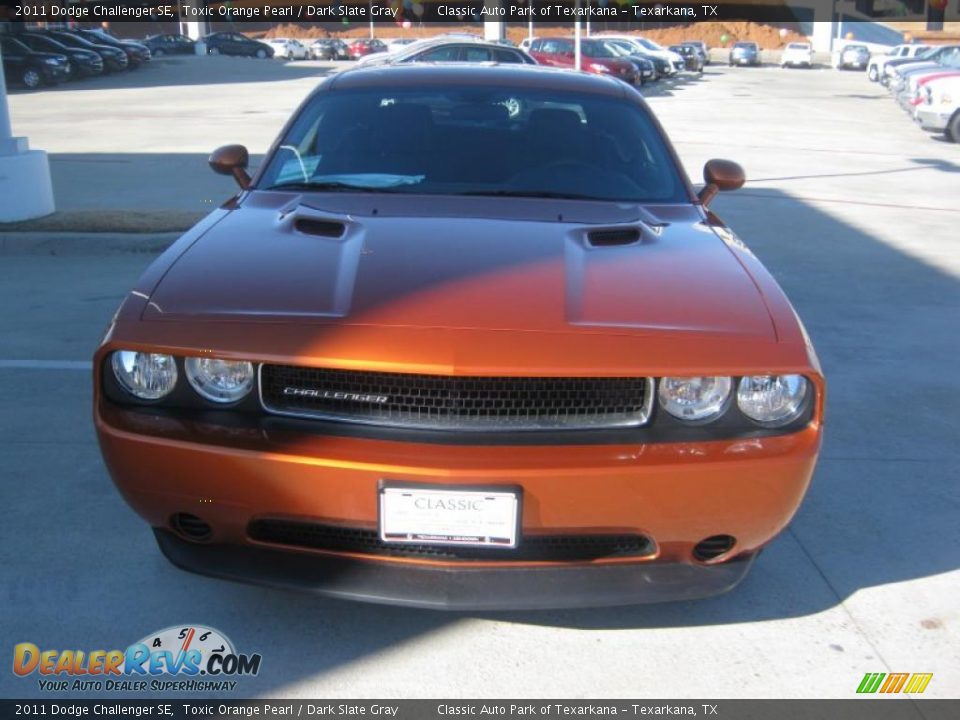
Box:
[170,513,213,543]
[693,535,736,562]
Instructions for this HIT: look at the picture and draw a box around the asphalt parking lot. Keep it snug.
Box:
[1,55,958,699]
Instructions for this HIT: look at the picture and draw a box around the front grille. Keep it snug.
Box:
[249,519,654,562]
[259,365,651,430]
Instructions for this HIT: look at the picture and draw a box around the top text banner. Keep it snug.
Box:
[6,1,954,25]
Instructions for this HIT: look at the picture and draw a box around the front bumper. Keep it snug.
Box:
[916,106,952,132]
[96,392,821,608]
[155,528,756,610]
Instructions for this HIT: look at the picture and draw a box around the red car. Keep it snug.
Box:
[347,38,387,60]
[528,37,638,84]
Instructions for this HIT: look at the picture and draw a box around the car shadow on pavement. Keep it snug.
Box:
[0,185,956,698]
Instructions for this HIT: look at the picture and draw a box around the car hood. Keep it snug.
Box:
[142,193,776,340]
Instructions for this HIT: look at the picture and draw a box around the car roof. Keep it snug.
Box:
[328,64,628,97]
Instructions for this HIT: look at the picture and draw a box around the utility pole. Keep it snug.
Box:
[574,0,582,71]
[0,44,55,221]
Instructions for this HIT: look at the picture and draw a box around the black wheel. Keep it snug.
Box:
[867,65,878,81]
[209,47,220,56]
[256,49,267,59]
[153,48,165,57]
[947,112,960,143]
[22,68,42,89]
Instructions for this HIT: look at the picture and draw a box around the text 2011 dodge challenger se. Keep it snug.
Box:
[94,65,824,609]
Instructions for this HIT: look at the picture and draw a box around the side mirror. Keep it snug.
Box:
[698,159,745,208]
[209,144,251,189]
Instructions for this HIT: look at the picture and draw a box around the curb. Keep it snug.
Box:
[0,232,180,256]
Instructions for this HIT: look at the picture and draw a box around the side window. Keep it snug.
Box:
[415,46,461,63]
[495,49,524,64]
[463,47,493,62]
[529,40,542,52]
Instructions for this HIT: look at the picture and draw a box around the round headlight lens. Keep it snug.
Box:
[737,375,808,426]
[111,351,178,400]
[658,376,732,422]
[185,357,254,403]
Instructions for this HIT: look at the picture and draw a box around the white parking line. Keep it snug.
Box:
[0,360,91,370]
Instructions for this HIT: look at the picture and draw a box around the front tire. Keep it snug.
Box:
[256,49,267,59]
[868,65,878,81]
[153,48,165,57]
[947,111,960,143]
[209,47,220,56]
[22,68,42,89]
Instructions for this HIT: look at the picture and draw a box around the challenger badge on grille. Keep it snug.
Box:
[283,387,390,404]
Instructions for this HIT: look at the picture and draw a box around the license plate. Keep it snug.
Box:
[379,483,520,548]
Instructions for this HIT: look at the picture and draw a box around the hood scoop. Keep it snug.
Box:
[294,218,346,238]
[587,228,642,247]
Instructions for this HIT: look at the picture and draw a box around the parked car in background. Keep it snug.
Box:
[358,40,536,68]
[144,34,196,57]
[729,42,761,67]
[669,44,704,72]
[604,38,670,79]
[13,32,103,78]
[528,38,638,84]
[605,43,656,85]
[72,29,151,68]
[595,34,684,73]
[204,32,273,59]
[266,38,309,60]
[96,64,824,610]
[780,42,814,68]
[867,43,930,82]
[44,29,129,72]
[386,38,418,53]
[833,43,870,70]
[0,35,70,89]
[886,45,960,91]
[915,75,960,140]
[310,38,350,61]
[347,38,388,59]
[683,40,710,65]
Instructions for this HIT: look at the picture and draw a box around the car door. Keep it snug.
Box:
[0,37,26,81]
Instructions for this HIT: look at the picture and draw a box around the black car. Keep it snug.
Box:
[204,32,273,59]
[144,34,196,57]
[729,42,761,67]
[72,29,151,68]
[43,30,129,72]
[13,33,103,79]
[670,44,705,73]
[309,39,350,61]
[0,36,71,89]
[604,43,656,85]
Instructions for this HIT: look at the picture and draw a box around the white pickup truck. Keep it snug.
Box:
[915,75,960,141]
[867,43,930,82]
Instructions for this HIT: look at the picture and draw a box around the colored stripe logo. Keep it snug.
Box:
[857,672,933,694]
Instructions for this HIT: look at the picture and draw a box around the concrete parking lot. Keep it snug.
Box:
[1,55,958,699]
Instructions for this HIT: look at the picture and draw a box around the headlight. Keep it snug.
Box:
[942,93,953,104]
[44,58,62,65]
[185,357,255,403]
[737,375,808,426]
[111,351,178,400]
[658,377,732,422]
[589,63,612,73]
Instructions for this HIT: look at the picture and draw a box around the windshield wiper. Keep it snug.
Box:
[264,181,403,193]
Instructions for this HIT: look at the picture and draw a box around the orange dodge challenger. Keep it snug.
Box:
[94,65,824,609]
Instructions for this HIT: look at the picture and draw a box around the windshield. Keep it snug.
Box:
[257,85,687,203]
[636,38,660,51]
